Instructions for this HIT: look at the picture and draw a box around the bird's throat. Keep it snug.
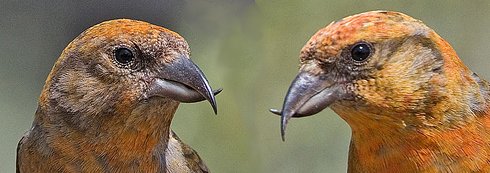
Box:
[35,99,179,171]
[331,104,490,173]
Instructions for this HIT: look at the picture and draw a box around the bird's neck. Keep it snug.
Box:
[332,100,490,172]
[35,99,179,168]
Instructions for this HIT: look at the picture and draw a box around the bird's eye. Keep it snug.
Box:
[350,42,372,62]
[114,48,134,65]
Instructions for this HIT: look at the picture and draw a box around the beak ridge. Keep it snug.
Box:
[273,71,343,140]
[148,55,219,114]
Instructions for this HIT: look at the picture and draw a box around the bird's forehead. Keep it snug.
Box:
[300,11,428,63]
[74,19,189,56]
[84,19,183,41]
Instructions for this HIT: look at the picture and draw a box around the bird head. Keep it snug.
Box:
[39,19,219,129]
[272,11,480,139]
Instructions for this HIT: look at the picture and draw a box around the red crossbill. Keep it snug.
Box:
[272,11,490,172]
[17,19,220,173]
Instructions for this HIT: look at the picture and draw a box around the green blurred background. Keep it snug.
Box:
[1,0,490,172]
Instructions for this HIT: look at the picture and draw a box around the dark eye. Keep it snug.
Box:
[114,48,134,65]
[351,42,372,62]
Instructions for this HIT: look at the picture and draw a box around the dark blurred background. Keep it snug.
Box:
[1,0,489,172]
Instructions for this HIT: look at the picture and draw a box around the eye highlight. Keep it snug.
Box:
[114,48,134,65]
[350,42,372,62]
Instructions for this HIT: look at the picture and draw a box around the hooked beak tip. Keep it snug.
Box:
[269,108,288,141]
[210,98,218,115]
[269,109,281,115]
[281,125,286,141]
[209,88,222,115]
[281,111,291,141]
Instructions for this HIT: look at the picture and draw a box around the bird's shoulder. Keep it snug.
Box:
[165,130,209,173]
[16,129,31,173]
[469,72,490,117]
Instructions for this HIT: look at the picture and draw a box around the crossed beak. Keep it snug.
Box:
[147,55,221,114]
[271,70,346,140]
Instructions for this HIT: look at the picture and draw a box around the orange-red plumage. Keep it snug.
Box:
[274,11,490,172]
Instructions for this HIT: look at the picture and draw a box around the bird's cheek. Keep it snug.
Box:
[114,90,143,115]
[350,79,390,107]
[348,77,430,114]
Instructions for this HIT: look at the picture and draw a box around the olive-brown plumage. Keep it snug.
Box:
[17,19,219,173]
[272,11,490,172]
